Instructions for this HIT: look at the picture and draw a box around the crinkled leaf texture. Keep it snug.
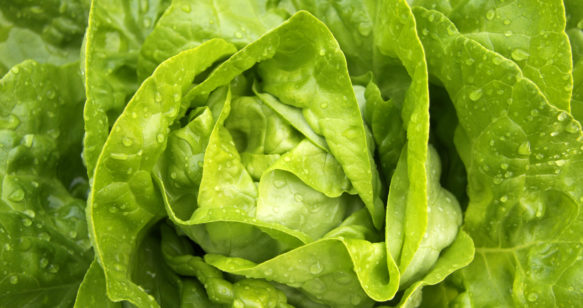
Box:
[86,1,473,306]
[0,60,91,307]
[415,6,583,307]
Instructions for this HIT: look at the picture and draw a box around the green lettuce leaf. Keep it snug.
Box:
[137,0,289,79]
[415,6,583,306]
[413,0,573,111]
[566,0,583,122]
[0,60,91,307]
[88,39,236,307]
[0,0,89,76]
[82,0,170,178]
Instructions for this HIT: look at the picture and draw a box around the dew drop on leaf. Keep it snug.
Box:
[511,49,529,61]
[486,10,495,20]
[469,89,483,101]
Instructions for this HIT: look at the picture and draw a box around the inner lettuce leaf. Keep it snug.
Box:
[87,8,469,307]
[415,6,583,307]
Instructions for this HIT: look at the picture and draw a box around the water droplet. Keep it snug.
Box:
[170,172,177,179]
[294,194,304,202]
[500,195,508,203]
[22,218,32,227]
[504,30,513,37]
[527,292,538,302]
[173,93,181,103]
[122,136,133,147]
[4,243,12,251]
[23,209,35,218]
[9,189,25,202]
[511,49,529,61]
[469,89,483,101]
[110,153,129,160]
[358,22,372,36]
[157,133,165,143]
[309,262,323,274]
[500,163,509,170]
[503,19,511,25]
[39,232,51,241]
[9,276,18,284]
[68,231,77,238]
[557,112,568,121]
[350,295,361,305]
[40,258,49,268]
[320,102,328,109]
[565,121,579,134]
[46,89,56,99]
[550,131,559,137]
[518,141,531,155]
[114,263,123,272]
[274,179,286,188]
[22,134,34,148]
[48,264,60,273]
[422,28,429,36]
[12,67,19,74]
[486,10,495,20]
[181,4,191,12]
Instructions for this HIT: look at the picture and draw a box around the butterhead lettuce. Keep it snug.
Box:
[1,0,582,307]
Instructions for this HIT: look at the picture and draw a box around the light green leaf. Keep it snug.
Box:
[566,0,583,122]
[83,0,170,178]
[88,39,237,308]
[413,0,573,111]
[415,7,583,306]
[138,0,288,78]
[74,260,122,308]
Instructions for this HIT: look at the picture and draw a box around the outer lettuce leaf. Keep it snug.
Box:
[415,7,583,307]
[566,0,583,122]
[74,261,121,308]
[83,0,170,178]
[0,61,91,307]
[0,0,89,76]
[137,0,288,79]
[413,0,573,111]
[88,39,237,307]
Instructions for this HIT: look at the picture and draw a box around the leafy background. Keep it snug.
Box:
[1,0,582,307]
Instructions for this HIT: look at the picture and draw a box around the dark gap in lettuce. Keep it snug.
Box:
[428,84,468,209]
